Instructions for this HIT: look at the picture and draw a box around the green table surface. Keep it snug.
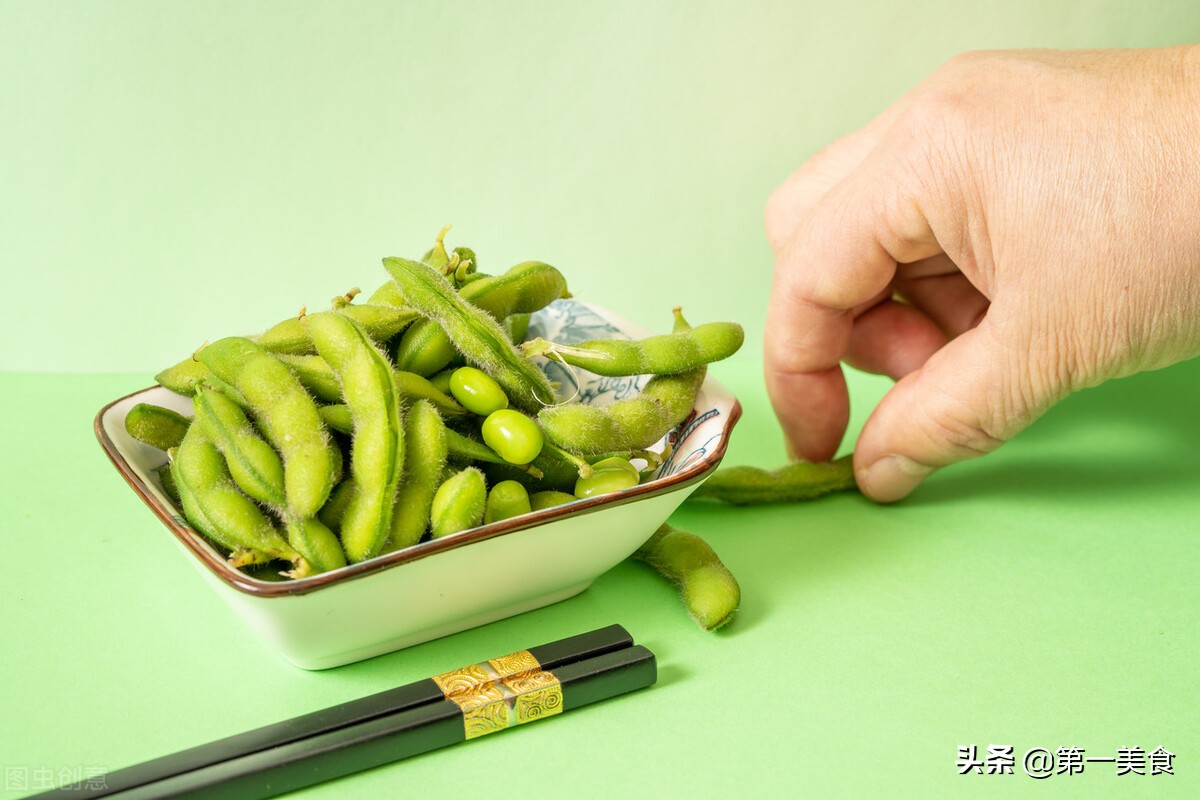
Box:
[2,359,1197,799]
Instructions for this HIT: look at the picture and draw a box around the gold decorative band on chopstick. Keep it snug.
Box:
[431,649,542,697]
[446,669,564,739]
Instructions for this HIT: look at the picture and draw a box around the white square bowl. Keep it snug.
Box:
[95,299,741,669]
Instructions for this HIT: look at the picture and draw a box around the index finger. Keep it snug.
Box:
[764,158,943,461]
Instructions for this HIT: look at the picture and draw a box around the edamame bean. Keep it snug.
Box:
[634,523,740,631]
[257,303,418,354]
[529,490,577,511]
[197,337,337,519]
[193,382,287,510]
[537,308,705,454]
[304,311,404,563]
[392,260,567,379]
[384,257,556,411]
[574,457,639,498]
[688,455,857,505]
[171,424,299,569]
[388,400,448,551]
[430,467,487,538]
[449,367,508,415]
[484,480,532,524]
[125,403,190,451]
[481,409,544,465]
[522,320,743,377]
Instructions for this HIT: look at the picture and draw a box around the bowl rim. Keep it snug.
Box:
[95,386,742,598]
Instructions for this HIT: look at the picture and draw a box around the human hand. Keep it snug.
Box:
[764,47,1200,502]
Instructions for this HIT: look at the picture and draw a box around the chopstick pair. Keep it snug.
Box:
[36,624,655,799]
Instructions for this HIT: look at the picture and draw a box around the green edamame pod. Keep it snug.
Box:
[155,463,181,505]
[394,371,469,417]
[688,456,857,505]
[484,480,531,524]
[305,311,404,563]
[538,309,704,454]
[171,424,299,568]
[319,404,354,435]
[318,479,356,532]
[284,517,347,576]
[155,358,211,396]
[529,490,577,511]
[634,523,740,631]
[385,257,556,411]
[196,337,337,519]
[430,467,487,538]
[522,320,744,377]
[193,383,288,511]
[125,403,190,451]
[505,313,531,344]
[388,400,448,550]
[393,261,567,378]
[257,304,418,354]
[275,354,345,403]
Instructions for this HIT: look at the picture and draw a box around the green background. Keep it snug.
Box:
[2,1,1198,798]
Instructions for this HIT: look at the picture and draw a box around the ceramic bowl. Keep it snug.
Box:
[95,299,741,669]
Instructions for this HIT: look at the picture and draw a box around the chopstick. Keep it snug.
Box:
[36,624,642,799]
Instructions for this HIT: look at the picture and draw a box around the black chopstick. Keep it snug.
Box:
[35,624,637,799]
[114,645,657,800]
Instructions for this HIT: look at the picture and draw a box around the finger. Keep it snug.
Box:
[853,320,1056,502]
[894,268,991,338]
[844,299,948,379]
[764,102,913,254]
[764,155,945,462]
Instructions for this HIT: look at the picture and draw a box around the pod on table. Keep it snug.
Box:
[387,400,448,551]
[196,337,337,519]
[522,320,743,377]
[384,257,556,411]
[537,308,705,455]
[430,467,487,538]
[193,382,287,511]
[125,403,190,451]
[170,424,299,569]
[634,523,740,631]
[688,455,857,505]
[393,260,567,378]
[304,311,404,563]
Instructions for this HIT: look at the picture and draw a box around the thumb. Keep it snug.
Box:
[852,320,1058,502]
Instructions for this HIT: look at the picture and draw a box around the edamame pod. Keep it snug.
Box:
[318,479,356,532]
[522,320,744,377]
[305,311,404,563]
[275,354,344,403]
[388,400,448,550]
[125,403,190,451]
[196,337,337,519]
[257,304,418,354]
[171,424,299,568]
[537,309,705,454]
[193,383,288,511]
[284,517,347,576]
[688,456,857,504]
[430,467,486,538]
[393,261,567,377]
[384,258,556,411]
[634,523,740,631]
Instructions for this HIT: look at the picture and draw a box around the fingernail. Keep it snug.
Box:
[858,455,934,503]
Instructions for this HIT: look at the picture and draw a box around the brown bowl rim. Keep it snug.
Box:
[95,386,742,598]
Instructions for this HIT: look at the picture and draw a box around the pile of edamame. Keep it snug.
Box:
[129,229,854,631]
